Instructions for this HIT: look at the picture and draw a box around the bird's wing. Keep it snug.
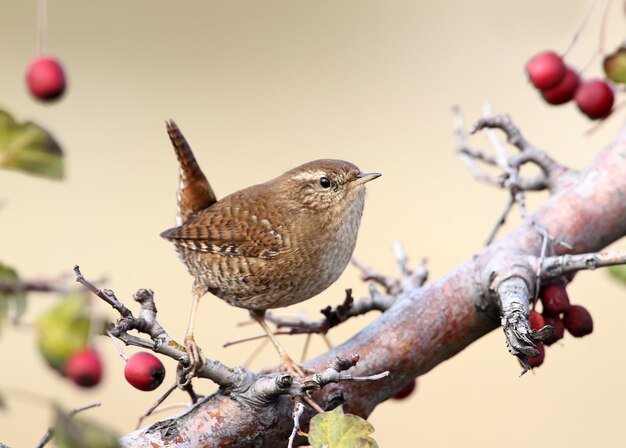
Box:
[160,204,286,259]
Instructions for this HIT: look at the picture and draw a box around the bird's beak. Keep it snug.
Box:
[353,171,382,186]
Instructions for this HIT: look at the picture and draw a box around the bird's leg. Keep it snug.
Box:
[182,284,205,383]
[250,310,306,377]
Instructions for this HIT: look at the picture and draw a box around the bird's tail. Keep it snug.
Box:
[165,120,217,225]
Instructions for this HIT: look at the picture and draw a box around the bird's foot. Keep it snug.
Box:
[180,336,205,386]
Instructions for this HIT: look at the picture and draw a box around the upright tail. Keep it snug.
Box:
[166,120,217,225]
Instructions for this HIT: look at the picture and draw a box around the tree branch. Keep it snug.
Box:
[119,117,626,447]
[538,250,626,279]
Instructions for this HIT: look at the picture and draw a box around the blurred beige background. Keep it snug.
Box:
[1,1,625,446]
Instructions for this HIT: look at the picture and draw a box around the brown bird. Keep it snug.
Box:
[161,120,380,376]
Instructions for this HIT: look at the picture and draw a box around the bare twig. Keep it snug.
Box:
[537,249,626,280]
[351,243,428,297]
[302,396,324,413]
[579,0,613,73]
[470,114,576,191]
[351,257,400,295]
[485,196,515,245]
[456,111,580,252]
[265,289,395,335]
[287,400,305,448]
[107,331,129,362]
[482,103,509,169]
[392,241,428,289]
[136,383,179,429]
[563,0,600,57]
[74,266,132,319]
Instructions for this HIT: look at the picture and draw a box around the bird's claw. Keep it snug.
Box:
[179,336,205,386]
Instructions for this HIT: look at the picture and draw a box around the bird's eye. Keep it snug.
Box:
[319,177,331,189]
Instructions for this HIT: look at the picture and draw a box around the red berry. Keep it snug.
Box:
[392,378,417,400]
[26,56,67,102]
[124,352,166,391]
[529,310,545,330]
[541,67,580,105]
[564,305,593,337]
[65,348,103,388]
[528,342,545,368]
[540,283,571,316]
[525,51,566,89]
[575,79,614,119]
[542,315,565,346]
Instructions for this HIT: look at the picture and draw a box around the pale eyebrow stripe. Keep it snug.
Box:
[290,170,326,181]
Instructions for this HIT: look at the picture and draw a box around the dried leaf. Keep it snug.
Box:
[54,406,120,448]
[0,109,63,180]
[603,46,626,84]
[308,406,378,448]
[36,294,90,372]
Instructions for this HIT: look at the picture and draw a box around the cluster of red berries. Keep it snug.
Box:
[525,51,614,119]
[528,283,593,368]
[64,349,166,391]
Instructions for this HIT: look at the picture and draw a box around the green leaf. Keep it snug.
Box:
[0,109,63,180]
[54,406,120,448]
[36,294,90,373]
[607,264,626,285]
[604,47,626,84]
[0,261,26,331]
[308,406,378,448]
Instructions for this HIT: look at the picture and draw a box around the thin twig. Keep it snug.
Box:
[300,334,312,363]
[74,266,132,318]
[107,331,129,362]
[563,0,601,57]
[321,334,333,350]
[136,383,179,429]
[287,400,305,448]
[302,396,324,413]
[265,289,394,336]
[538,249,626,279]
[351,257,400,294]
[485,196,515,245]
[482,102,509,169]
[244,337,270,368]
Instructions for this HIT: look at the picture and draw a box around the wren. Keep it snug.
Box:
[161,120,380,376]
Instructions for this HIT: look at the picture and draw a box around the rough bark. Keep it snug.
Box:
[122,122,626,447]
